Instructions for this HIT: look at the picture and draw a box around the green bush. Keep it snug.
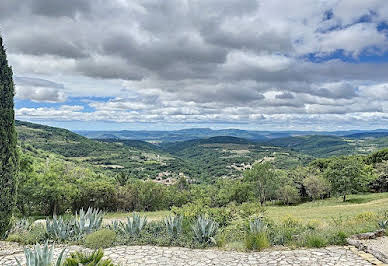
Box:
[328,231,348,245]
[245,232,270,251]
[84,229,116,249]
[245,218,270,251]
[172,202,265,227]
[7,224,46,245]
[304,233,327,248]
[64,249,115,266]
[269,216,305,245]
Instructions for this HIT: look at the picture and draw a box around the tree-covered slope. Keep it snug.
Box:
[15,120,191,180]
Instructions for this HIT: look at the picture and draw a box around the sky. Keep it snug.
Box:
[1,0,388,131]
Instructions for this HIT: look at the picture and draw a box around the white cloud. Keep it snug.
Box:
[2,0,388,129]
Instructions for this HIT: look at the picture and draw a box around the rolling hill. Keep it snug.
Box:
[16,120,191,180]
[16,120,388,182]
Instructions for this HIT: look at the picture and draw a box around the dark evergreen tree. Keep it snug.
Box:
[0,35,18,236]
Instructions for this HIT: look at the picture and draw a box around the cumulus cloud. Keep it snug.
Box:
[1,0,388,129]
[14,77,67,103]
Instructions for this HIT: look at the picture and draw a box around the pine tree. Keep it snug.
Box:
[0,35,18,237]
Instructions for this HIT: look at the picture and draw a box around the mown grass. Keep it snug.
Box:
[266,192,388,223]
[104,192,388,224]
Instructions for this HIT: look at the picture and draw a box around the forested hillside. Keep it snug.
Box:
[16,120,388,183]
[16,120,192,180]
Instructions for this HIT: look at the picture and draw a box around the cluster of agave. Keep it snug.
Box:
[164,215,183,237]
[46,216,73,241]
[191,216,218,244]
[249,218,267,234]
[8,218,32,235]
[378,219,388,229]
[15,242,66,266]
[46,207,103,241]
[15,242,114,266]
[110,213,147,235]
[74,208,103,235]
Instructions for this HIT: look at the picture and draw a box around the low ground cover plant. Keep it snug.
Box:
[6,203,388,252]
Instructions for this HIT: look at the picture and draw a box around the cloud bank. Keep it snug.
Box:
[1,0,388,130]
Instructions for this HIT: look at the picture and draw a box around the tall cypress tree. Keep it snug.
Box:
[0,35,18,237]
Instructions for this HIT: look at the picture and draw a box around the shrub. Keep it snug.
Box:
[219,219,248,243]
[8,224,46,245]
[192,216,218,245]
[172,202,265,227]
[245,232,270,251]
[303,175,331,200]
[245,218,270,251]
[277,185,300,205]
[304,233,327,248]
[84,229,116,249]
[64,249,115,266]
[329,231,348,245]
[355,211,377,222]
[306,220,321,231]
[269,216,304,245]
[16,242,66,266]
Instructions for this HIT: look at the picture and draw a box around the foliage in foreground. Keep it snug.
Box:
[6,198,388,252]
[16,242,66,266]
[192,216,218,244]
[84,229,116,249]
[245,218,270,251]
[64,249,114,266]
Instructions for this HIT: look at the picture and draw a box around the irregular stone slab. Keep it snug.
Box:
[350,230,386,240]
[0,245,377,266]
[349,236,388,264]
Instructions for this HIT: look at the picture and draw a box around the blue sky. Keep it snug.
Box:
[2,0,388,131]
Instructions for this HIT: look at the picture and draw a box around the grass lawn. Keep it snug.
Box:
[266,192,388,223]
[103,192,388,224]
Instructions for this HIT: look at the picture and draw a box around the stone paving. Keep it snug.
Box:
[1,241,384,266]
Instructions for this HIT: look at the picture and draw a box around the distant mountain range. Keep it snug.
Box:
[75,127,388,142]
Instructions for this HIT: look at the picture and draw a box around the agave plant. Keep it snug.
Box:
[8,218,33,236]
[192,216,218,244]
[121,213,147,235]
[164,215,183,237]
[46,216,74,241]
[378,219,388,229]
[109,220,124,233]
[249,218,267,234]
[64,249,114,266]
[74,207,103,235]
[15,242,66,266]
